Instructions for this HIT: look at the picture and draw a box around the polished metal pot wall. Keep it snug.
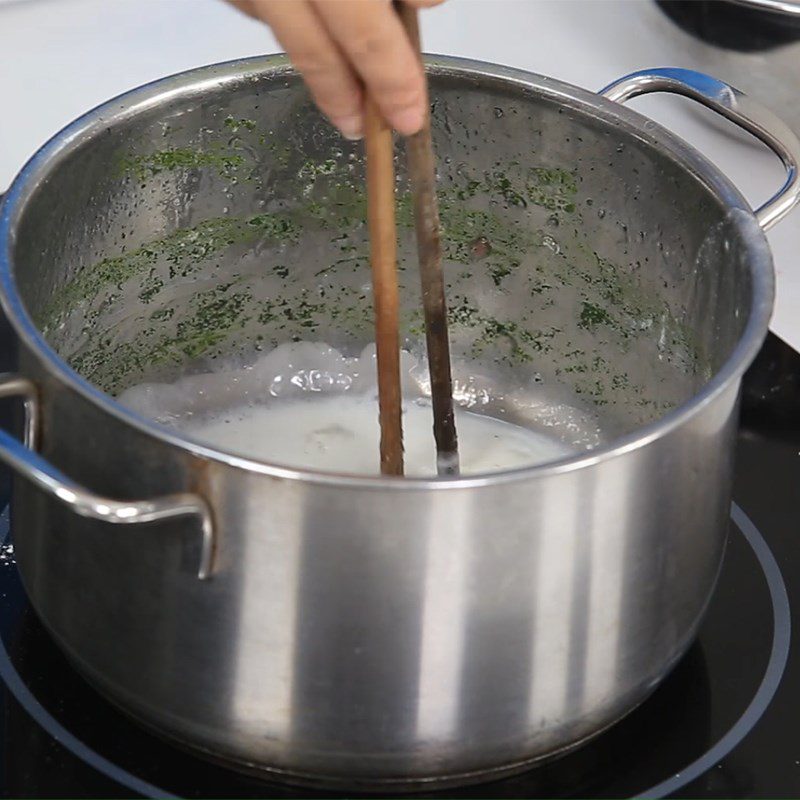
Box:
[0,58,798,788]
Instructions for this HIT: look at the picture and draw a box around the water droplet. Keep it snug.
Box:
[542,234,561,254]
[269,375,284,397]
[0,542,15,566]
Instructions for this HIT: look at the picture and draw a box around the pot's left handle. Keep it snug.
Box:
[0,374,216,580]
[600,67,800,231]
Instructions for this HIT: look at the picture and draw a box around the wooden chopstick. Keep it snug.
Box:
[364,95,404,476]
[396,4,460,476]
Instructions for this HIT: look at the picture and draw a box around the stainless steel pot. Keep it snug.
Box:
[0,58,798,789]
[727,0,800,18]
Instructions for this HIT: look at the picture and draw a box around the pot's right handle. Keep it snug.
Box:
[0,374,216,580]
[600,67,800,231]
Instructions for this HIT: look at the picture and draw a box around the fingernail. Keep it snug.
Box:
[336,115,363,141]
[392,105,424,136]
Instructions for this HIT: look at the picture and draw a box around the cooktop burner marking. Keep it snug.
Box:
[0,503,791,799]
[636,503,791,799]
[0,625,178,799]
[0,502,176,799]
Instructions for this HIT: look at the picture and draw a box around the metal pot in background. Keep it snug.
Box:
[658,0,800,51]
[727,0,800,20]
[0,58,797,788]
[656,1,800,139]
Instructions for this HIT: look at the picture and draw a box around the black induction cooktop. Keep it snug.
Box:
[1,332,799,799]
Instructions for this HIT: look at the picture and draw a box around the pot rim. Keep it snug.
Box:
[0,54,775,490]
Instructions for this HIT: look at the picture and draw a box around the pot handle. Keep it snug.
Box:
[600,67,800,231]
[0,374,215,580]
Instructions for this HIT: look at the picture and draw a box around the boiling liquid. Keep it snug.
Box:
[182,395,572,476]
[119,341,585,476]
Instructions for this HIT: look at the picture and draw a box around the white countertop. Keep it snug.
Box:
[1,0,798,348]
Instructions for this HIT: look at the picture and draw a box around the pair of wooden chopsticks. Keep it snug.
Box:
[365,4,459,478]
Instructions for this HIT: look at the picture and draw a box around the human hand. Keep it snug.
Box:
[228,0,445,140]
